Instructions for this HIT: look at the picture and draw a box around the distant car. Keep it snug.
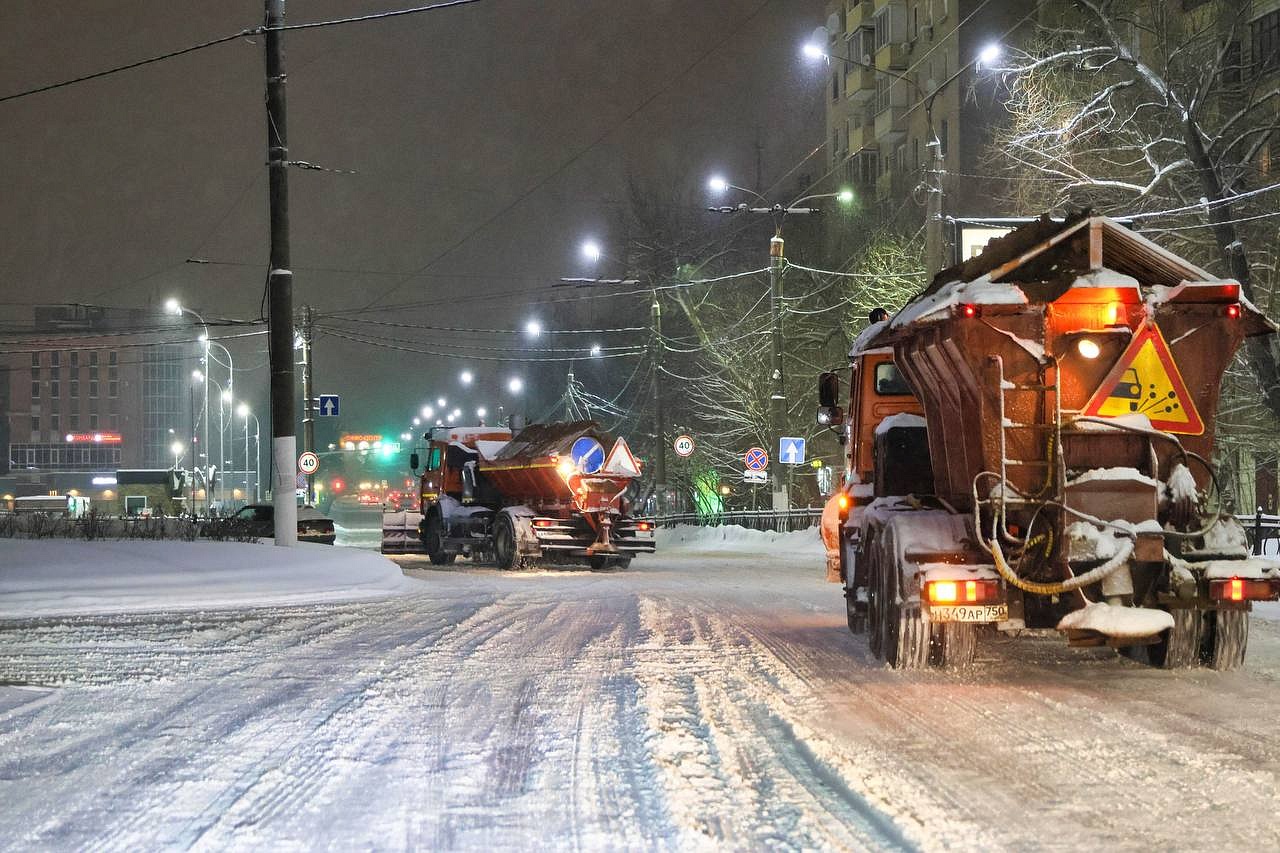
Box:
[230,504,336,545]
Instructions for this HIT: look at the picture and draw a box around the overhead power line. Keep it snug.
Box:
[0,0,485,104]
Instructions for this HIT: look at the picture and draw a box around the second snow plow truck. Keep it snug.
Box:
[819,213,1279,670]
[384,420,655,570]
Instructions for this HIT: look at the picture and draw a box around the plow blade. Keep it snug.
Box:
[381,511,425,554]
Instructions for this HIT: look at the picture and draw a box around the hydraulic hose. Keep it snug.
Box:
[987,535,1134,596]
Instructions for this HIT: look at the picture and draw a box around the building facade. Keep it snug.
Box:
[820,0,1026,267]
[0,304,196,502]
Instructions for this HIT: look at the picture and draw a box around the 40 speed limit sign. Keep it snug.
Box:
[672,434,695,457]
[297,451,319,475]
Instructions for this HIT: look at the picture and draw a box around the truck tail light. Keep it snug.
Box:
[961,304,979,318]
[926,578,1001,604]
[1225,303,1241,319]
[635,521,652,531]
[532,519,556,528]
[1209,577,1278,602]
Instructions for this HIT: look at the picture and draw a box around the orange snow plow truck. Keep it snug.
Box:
[818,213,1279,670]
[384,420,655,570]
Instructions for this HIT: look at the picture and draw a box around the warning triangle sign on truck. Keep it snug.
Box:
[601,437,642,477]
[1081,321,1204,435]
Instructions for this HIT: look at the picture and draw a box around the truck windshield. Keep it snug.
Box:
[875,362,912,396]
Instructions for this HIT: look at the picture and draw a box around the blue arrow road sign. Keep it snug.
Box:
[318,394,340,417]
[570,436,605,474]
[780,436,806,465]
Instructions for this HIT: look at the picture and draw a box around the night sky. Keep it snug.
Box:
[2,0,827,438]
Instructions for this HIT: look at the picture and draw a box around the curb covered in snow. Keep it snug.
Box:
[654,523,824,556]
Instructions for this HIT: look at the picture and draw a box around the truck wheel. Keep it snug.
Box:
[1148,608,1203,669]
[423,515,455,565]
[845,590,867,634]
[494,513,519,570]
[866,535,885,658]
[1205,609,1248,671]
[930,623,976,668]
[875,523,929,669]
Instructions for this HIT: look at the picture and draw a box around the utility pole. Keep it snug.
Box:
[923,100,947,276]
[650,290,666,499]
[301,304,315,506]
[264,0,297,546]
[768,232,788,512]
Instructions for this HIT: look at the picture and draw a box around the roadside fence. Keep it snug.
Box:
[651,508,823,533]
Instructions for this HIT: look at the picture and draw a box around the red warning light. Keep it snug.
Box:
[1225,303,1241,319]
[961,304,979,318]
[332,478,345,493]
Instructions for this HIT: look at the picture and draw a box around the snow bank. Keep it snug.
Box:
[1067,466,1158,487]
[1072,268,1140,289]
[654,524,824,556]
[890,274,1027,328]
[1057,602,1174,638]
[0,539,422,619]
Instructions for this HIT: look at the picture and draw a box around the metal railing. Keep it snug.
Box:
[1242,513,1280,555]
[650,508,823,533]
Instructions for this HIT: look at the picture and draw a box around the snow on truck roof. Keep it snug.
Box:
[858,213,1247,344]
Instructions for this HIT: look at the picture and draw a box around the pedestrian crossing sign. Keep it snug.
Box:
[1081,321,1204,435]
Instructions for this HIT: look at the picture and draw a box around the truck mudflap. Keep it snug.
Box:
[528,515,656,557]
[381,510,426,554]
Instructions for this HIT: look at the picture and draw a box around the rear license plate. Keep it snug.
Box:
[928,604,1008,623]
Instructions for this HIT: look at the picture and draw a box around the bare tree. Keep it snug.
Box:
[990,0,1280,427]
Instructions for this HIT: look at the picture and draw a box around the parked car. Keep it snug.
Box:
[230,504,336,545]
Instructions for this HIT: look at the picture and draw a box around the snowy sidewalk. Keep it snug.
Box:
[0,539,423,619]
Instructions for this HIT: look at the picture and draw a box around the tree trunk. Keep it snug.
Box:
[1181,120,1280,422]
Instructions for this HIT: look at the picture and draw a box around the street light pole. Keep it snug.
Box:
[768,233,787,511]
[264,0,298,546]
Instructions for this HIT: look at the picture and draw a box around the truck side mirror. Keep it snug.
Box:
[817,371,844,430]
[409,452,420,472]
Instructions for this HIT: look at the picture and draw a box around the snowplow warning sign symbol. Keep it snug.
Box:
[1081,322,1204,435]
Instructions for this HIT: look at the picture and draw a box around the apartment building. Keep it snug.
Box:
[0,304,193,499]
[820,0,1025,264]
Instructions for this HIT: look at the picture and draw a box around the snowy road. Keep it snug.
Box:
[4,541,1280,851]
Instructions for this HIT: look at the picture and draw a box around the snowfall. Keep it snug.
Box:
[3,526,1280,851]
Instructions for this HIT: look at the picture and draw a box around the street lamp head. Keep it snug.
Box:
[707,175,729,194]
[476,407,487,418]
[459,370,474,385]
[580,239,602,263]
[198,332,209,344]
[508,377,524,394]
[237,403,249,418]
[170,441,184,457]
[589,343,602,357]
[978,43,1002,67]
[436,397,446,409]
[525,319,542,338]
[192,369,203,382]
[221,388,232,402]
[801,41,826,61]
[165,298,181,315]
[837,188,855,205]
[413,417,421,426]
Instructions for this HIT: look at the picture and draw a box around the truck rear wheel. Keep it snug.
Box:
[871,522,929,669]
[1148,607,1203,669]
[930,623,976,668]
[423,515,455,565]
[1205,609,1248,671]
[494,513,519,570]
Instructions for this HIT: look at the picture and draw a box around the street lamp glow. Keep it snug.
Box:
[170,440,184,457]
[708,175,729,194]
[459,370,473,385]
[437,397,447,409]
[801,42,826,61]
[237,403,249,418]
[450,409,462,420]
[165,298,181,315]
[192,369,203,382]
[221,388,232,402]
[589,343,602,357]
[837,188,855,205]
[581,240,602,263]
[508,377,524,394]
[978,43,1002,66]
[422,405,433,419]
[198,332,209,344]
[525,319,542,338]
[413,417,421,426]
[476,407,487,418]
